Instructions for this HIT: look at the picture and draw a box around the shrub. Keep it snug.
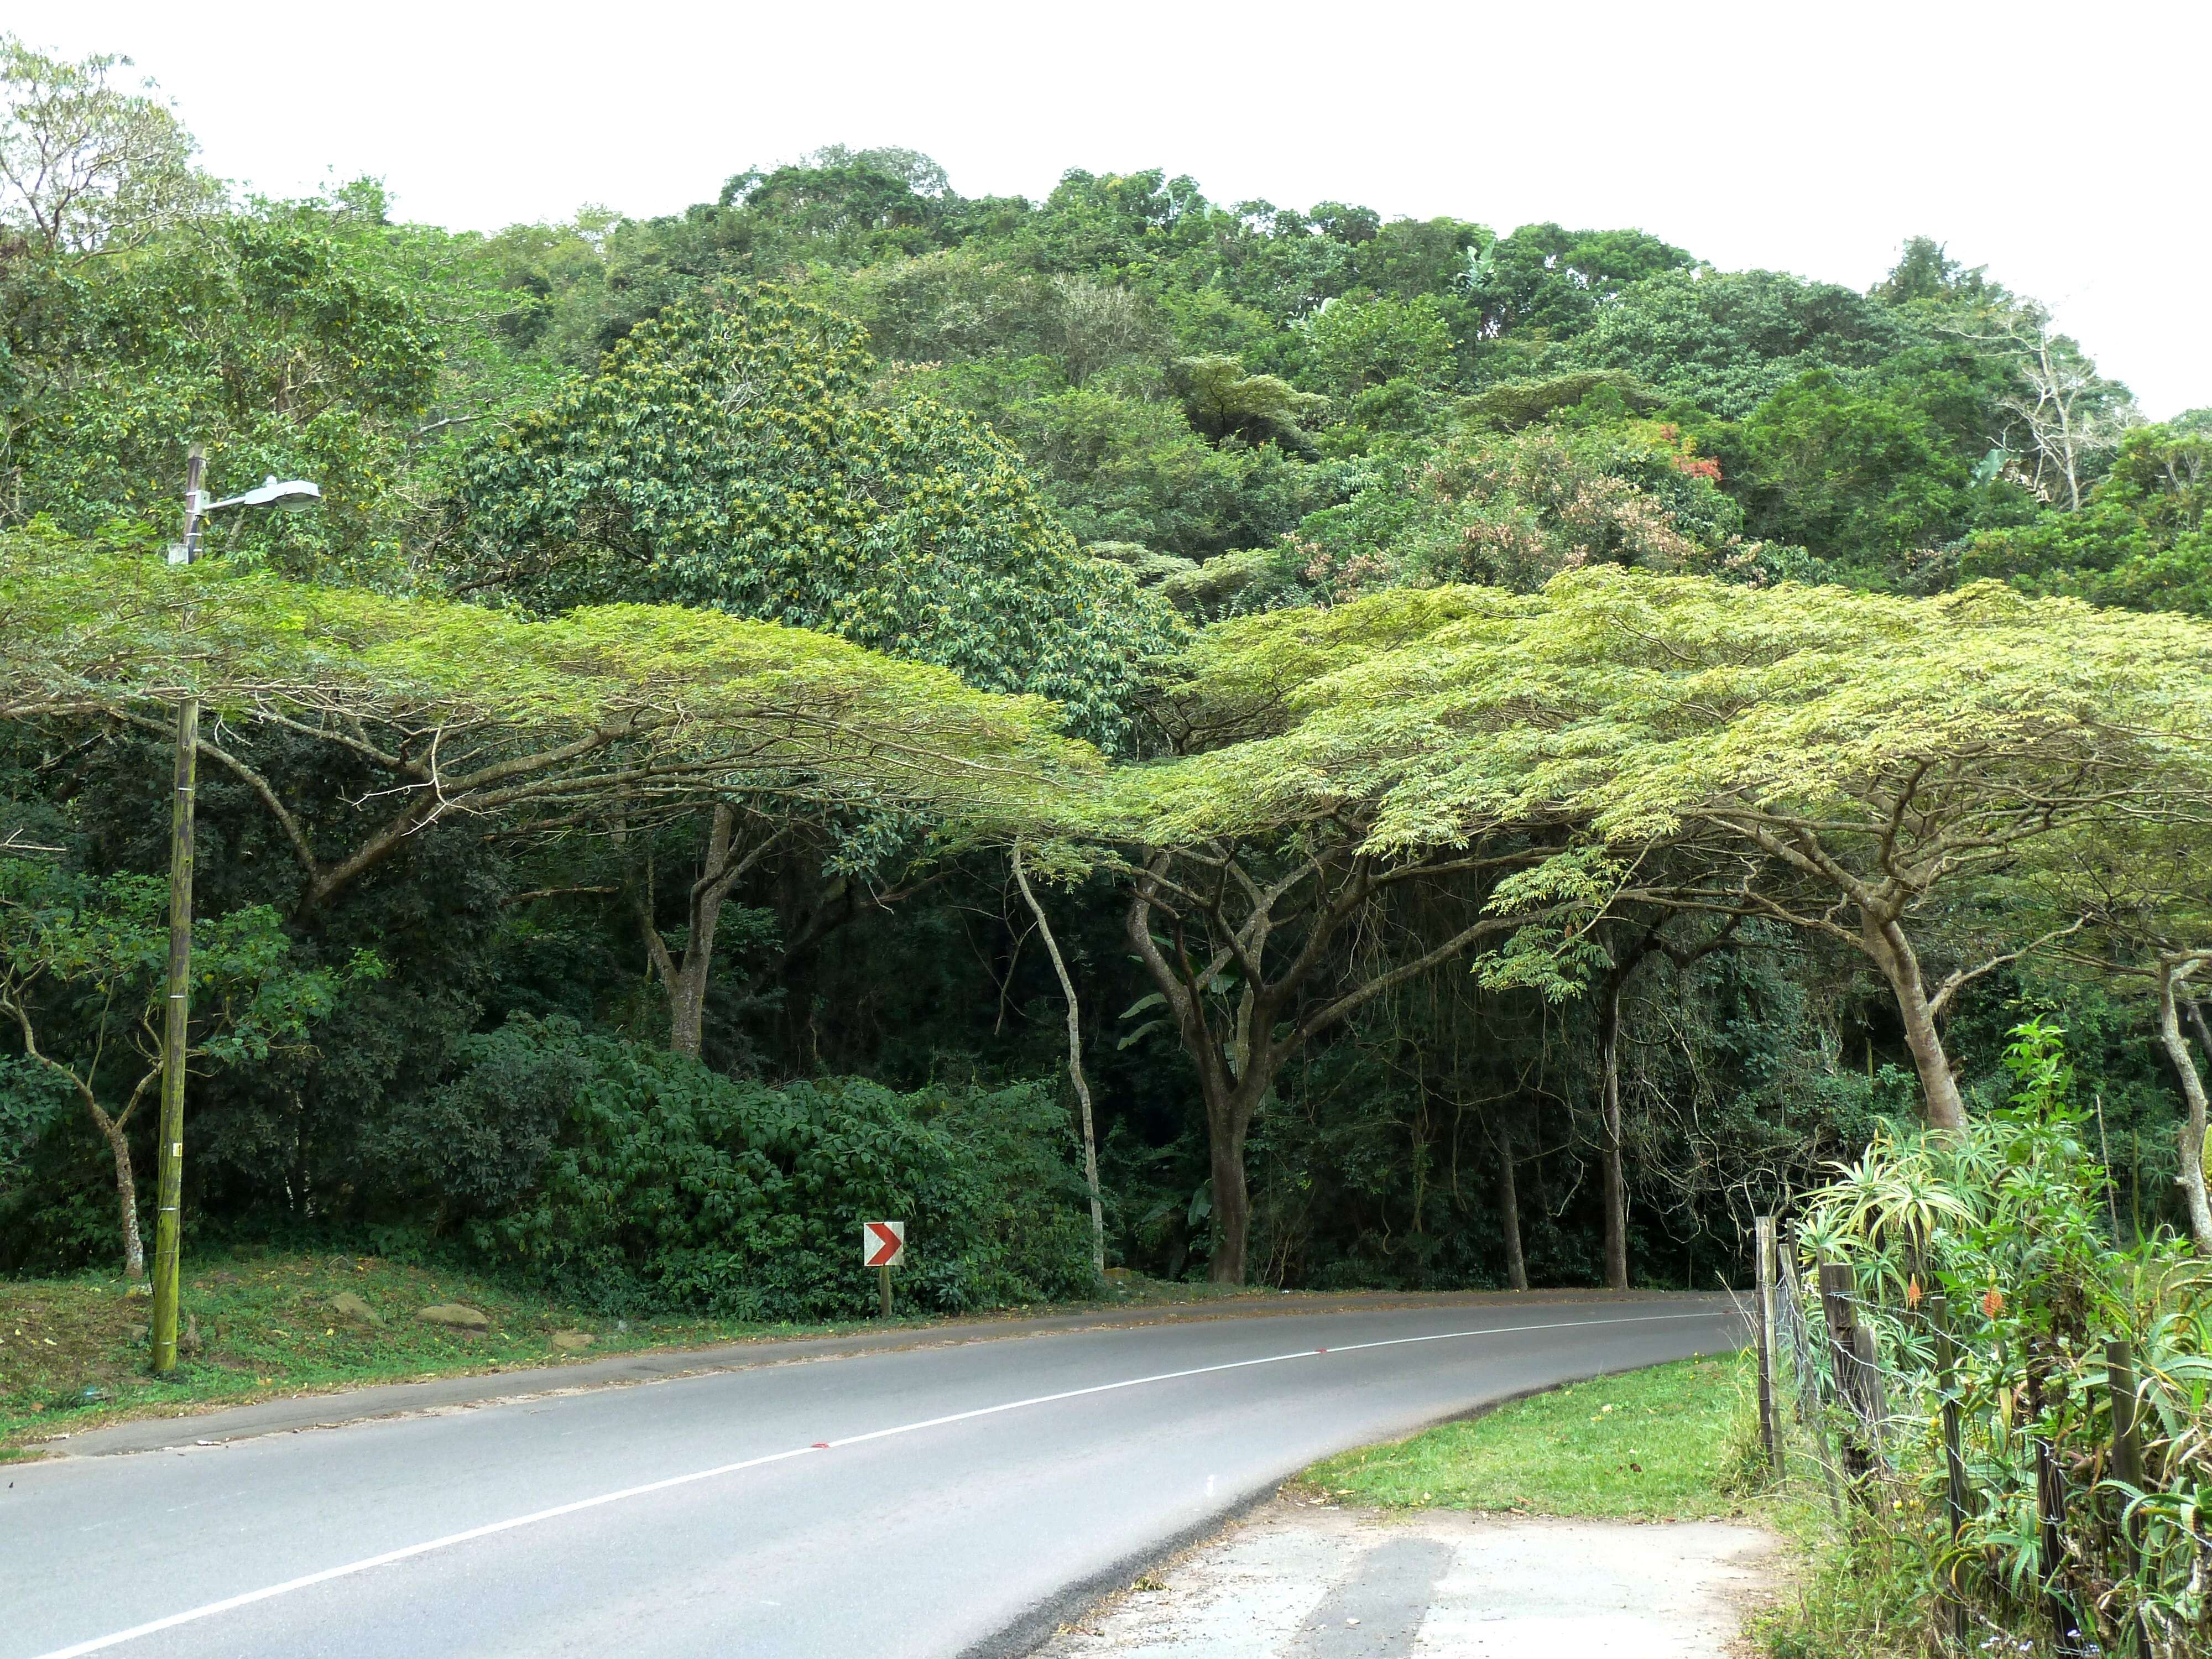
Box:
[376,1015,1095,1319]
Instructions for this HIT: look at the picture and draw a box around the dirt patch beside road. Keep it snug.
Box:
[1039,1497,1782,1657]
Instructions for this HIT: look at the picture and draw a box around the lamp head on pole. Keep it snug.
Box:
[209,475,324,513]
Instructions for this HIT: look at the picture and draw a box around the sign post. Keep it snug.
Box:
[863,1220,905,1316]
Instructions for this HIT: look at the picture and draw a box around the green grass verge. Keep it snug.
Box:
[0,1249,1262,1458]
[1300,1351,1772,1521]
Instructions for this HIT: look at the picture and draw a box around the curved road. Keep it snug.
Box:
[3,1293,1740,1659]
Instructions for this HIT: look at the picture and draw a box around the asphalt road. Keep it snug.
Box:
[2,1293,1741,1659]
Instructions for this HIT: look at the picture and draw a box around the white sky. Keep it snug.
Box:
[26,0,2210,417]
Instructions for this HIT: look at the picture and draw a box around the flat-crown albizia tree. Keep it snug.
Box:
[1094,596,1596,1285]
[1135,570,2212,1133]
[1,532,1100,915]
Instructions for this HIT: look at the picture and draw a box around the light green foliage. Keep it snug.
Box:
[0,531,1101,838]
[1125,570,2212,853]
[1114,570,2212,1139]
[1303,1352,1760,1518]
[1470,847,1626,1000]
[446,281,1178,747]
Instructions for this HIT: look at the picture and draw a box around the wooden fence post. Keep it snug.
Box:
[2036,1437,2079,1653]
[1818,1261,1872,1489]
[2106,1338,2150,1657]
[1931,1293,1970,1647]
[1850,1323,1891,1469]
[1780,1230,1843,1519]
[1755,1215,1781,1479]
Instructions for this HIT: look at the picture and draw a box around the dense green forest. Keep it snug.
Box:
[4,36,2211,1321]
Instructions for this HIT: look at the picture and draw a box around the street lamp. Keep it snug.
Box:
[150,444,321,1374]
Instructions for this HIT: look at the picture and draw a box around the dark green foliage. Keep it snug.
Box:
[446,279,1179,747]
[376,1015,1094,1318]
[1573,267,1919,419]
[1960,422,2212,613]
[1735,363,2034,579]
[1462,223,1694,343]
[1225,931,1910,1293]
[0,1052,70,1193]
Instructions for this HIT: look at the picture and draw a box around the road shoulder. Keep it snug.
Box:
[1035,1498,1783,1657]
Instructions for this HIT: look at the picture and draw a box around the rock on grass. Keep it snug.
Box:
[415,1304,489,1333]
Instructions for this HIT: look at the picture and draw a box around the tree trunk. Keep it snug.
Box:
[2188,997,2212,1070]
[2155,961,2212,1255]
[1495,1118,1527,1291]
[1599,979,1630,1292]
[97,1109,144,1280]
[1862,912,1968,1133]
[634,804,764,1060]
[667,959,708,1058]
[671,806,738,1057]
[1206,1100,1253,1285]
[1197,1061,1276,1286]
[1012,845,1105,1278]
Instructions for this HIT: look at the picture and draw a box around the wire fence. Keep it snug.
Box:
[1748,1217,2210,1658]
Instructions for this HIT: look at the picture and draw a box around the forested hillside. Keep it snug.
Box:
[6,37,2211,1318]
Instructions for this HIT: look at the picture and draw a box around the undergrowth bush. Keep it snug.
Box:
[1780,1020,2211,1657]
[367,1014,1096,1319]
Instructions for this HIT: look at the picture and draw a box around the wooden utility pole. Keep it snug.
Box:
[150,443,205,1374]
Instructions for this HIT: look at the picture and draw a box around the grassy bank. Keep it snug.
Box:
[0,1249,1248,1458]
[1300,1352,1773,1520]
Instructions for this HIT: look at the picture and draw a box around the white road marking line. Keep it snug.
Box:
[30,1307,1735,1659]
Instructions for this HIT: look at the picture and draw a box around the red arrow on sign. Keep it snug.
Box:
[863,1220,905,1268]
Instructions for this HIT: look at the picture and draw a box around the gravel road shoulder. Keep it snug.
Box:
[1035,1496,1782,1657]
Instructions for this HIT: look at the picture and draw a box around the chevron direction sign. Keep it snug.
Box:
[862,1220,906,1269]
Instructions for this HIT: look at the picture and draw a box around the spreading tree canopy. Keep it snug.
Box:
[1,533,1099,911]
[1124,571,2212,1131]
